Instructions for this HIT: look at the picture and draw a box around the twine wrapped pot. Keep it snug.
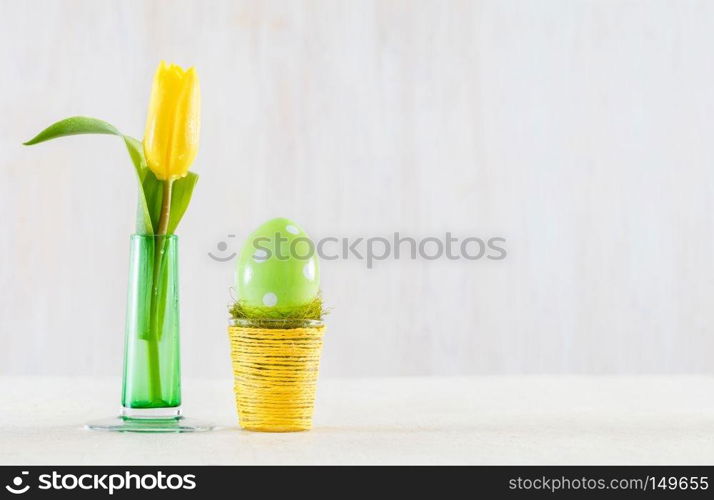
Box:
[227,319,326,432]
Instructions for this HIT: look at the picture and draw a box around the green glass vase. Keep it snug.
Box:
[122,234,181,411]
[86,235,212,432]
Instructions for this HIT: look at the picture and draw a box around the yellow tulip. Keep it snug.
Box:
[143,61,200,181]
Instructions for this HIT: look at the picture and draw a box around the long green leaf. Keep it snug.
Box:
[141,171,199,235]
[168,173,199,234]
[23,117,154,234]
[23,116,120,145]
[122,136,154,234]
[142,171,164,233]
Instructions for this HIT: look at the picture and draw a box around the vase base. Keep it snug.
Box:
[85,414,214,433]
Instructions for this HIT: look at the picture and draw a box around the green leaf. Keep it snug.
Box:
[23,116,120,145]
[122,136,148,179]
[122,136,154,235]
[23,117,155,234]
[139,170,199,236]
[167,173,199,234]
[142,171,164,233]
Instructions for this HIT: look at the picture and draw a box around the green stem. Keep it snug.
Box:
[158,179,173,236]
[146,178,174,404]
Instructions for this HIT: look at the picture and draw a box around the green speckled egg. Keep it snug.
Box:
[236,218,320,311]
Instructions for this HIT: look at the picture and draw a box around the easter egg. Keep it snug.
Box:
[236,218,320,311]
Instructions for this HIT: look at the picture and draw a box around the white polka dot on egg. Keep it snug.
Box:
[253,249,268,263]
[262,292,278,307]
[303,261,315,281]
[286,224,299,235]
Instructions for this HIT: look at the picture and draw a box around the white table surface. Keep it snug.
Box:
[1,375,713,465]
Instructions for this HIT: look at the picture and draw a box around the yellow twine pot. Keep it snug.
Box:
[227,319,326,432]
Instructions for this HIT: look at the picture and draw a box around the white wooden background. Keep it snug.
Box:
[1,0,714,378]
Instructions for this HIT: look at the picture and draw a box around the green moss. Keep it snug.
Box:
[229,294,327,329]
